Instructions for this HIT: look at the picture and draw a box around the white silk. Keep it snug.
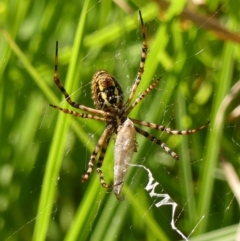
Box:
[114,118,136,200]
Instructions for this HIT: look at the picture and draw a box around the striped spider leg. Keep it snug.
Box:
[123,10,147,109]
[131,119,210,160]
[52,41,114,118]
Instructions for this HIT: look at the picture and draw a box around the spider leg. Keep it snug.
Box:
[134,126,179,160]
[49,104,108,122]
[53,41,113,117]
[82,125,114,184]
[132,119,210,135]
[126,78,160,114]
[96,138,114,188]
[96,136,125,189]
[123,10,148,109]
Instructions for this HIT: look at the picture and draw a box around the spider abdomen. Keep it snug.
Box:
[91,70,124,111]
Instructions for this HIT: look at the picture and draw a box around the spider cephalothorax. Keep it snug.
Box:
[50,11,209,200]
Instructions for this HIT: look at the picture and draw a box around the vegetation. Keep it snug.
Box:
[1,0,239,240]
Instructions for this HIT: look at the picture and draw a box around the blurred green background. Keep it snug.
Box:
[1,0,240,240]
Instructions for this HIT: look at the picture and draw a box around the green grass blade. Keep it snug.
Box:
[176,90,197,226]
[0,29,57,103]
[84,3,158,48]
[32,1,91,240]
[196,26,235,234]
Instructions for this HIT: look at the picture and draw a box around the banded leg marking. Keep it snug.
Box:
[132,119,210,135]
[124,10,148,109]
[135,126,179,160]
[96,139,113,188]
[53,41,113,117]
[49,104,107,122]
[82,127,113,183]
[127,78,160,114]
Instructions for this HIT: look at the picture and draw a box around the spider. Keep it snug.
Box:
[50,11,209,193]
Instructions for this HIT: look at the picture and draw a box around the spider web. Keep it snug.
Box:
[2,1,240,241]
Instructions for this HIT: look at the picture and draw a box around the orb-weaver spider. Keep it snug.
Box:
[50,11,209,199]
